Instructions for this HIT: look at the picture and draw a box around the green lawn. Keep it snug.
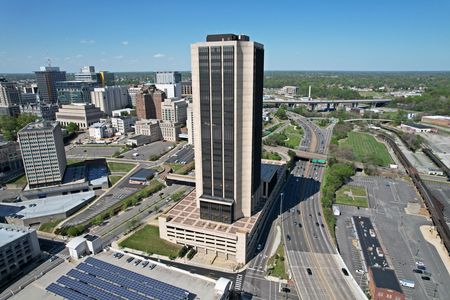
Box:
[262,150,282,160]
[39,219,62,233]
[107,162,135,173]
[335,185,368,208]
[267,243,288,279]
[341,132,393,167]
[282,124,303,149]
[167,161,195,175]
[119,225,181,258]
[109,175,122,186]
[7,174,27,185]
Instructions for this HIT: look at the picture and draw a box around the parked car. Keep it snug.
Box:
[142,261,149,268]
[134,259,142,266]
[307,268,312,275]
[126,257,134,263]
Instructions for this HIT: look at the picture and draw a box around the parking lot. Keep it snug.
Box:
[165,144,194,164]
[67,145,123,158]
[122,141,174,161]
[335,176,450,300]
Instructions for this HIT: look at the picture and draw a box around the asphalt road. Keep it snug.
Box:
[280,114,364,300]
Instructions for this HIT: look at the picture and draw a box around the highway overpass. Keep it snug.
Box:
[264,145,327,161]
[263,97,391,109]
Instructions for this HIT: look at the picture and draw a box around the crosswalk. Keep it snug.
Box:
[234,274,243,291]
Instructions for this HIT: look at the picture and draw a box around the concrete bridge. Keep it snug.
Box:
[166,173,195,185]
[264,145,327,161]
[263,97,391,110]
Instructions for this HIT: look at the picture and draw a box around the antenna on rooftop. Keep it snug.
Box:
[47,58,52,67]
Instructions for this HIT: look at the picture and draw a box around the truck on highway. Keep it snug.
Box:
[399,279,415,288]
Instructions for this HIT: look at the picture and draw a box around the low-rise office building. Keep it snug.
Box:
[55,81,97,105]
[89,122,113,140]
[112,108,135,117]
[19,103,59,120]
[421,115,450,127]
[155,83,182,98]
[126,135,153,147]
[399,123,438,134]
[160,121,182,142]
[111,116,134,135]
[56,103,103,129]
[0,141,23,183]
[368,267,405,300]
[134,119,162,141]
[0,223,41,285]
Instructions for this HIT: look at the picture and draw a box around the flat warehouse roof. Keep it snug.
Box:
[370,267,403,293]
[0,223,34,247]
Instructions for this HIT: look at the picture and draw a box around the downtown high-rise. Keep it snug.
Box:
[191,34,264,223]
[34,66,67,104]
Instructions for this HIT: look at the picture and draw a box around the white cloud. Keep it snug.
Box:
[26,55,33,59]
[100,58,106,62]
[76,54,84,58]
[80,39,95,44]
[64,57,72,61]
[121,41,129,46]
[153,53,166,58]
[114,55,124,60]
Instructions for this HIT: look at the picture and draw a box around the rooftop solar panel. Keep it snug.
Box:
[58,275,122,300]
[67,269,149,300]
[46,283,91,300]
[84,257,189,299]
[76,263,168,300]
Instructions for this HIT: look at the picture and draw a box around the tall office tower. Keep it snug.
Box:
[156,71,182,84]
[186,100,194,145]
[74,66,98,82]
[0,78,21,116]
[35,66,67,104]
[90,86,129,116]
[18,121,67,188]
[97,71,115,87]
[135,87,166,120]
[191,34,264,223]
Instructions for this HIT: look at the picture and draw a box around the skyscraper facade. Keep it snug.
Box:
[155,71,181,84]
[35,66,67,104]
[191,34,264,223]
[18,121,67,188]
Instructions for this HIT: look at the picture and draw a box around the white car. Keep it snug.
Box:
[356,269,364,275]
[257,244,262,251]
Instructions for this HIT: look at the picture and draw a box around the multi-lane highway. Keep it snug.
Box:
[281,113,365,299]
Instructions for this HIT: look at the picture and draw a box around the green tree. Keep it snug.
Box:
[66,122,79,134]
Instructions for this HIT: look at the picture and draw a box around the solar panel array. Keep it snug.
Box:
[46,257,190,300]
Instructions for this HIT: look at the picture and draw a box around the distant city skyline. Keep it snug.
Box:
[1,0,450,72]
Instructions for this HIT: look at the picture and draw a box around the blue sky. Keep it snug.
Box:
[1,0,450,72]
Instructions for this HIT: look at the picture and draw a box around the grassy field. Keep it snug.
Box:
[39,219,62,233]
[313,119,331,128]
[267,243,288,279]
[7,174,27,185]
[107,162,135,173]
[262,150,282,160]
[335,185,368,208]
[341,132,393,166]
[119,225,181,258]
[282,124,303,149]
[109,175,122,186]
[167,161,195,175]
